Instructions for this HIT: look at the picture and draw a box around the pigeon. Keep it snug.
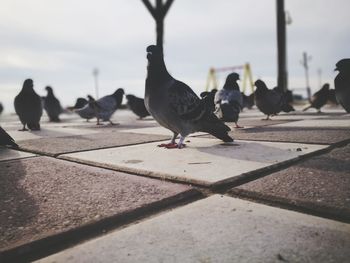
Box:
[43,86,63,122]
[214,73,243,128]
[126,94,150,119]
[242,92,255,110]
[334,59,350,113]
[94,88,124,125]
[200,89,217,113]
[303,83,330,112]
[67,97,88,111]
[75,89,124,125]
[14,79,43,131]
[144,45,233,149]
[327,89,338,105]
[0,126,18,148]
[74,97,96,122]
[0,102,3,115]
[254,79,294,120]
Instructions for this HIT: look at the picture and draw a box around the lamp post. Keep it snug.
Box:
[93,68,99,99]
[276,0,287,91]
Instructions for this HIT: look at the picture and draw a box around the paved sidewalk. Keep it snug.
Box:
[0,107,349,262]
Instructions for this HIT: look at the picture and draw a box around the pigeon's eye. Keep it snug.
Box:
[147,51,153,56]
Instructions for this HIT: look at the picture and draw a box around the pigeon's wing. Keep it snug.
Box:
[227,90,243,108]
[96,96,117,120]
[75,104,96,119]
[214,90,226,104]
[168,80,205,121]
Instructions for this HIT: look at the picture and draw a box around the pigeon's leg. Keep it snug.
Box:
[234,122,244,128]
[96,117,103,125]
[109,120,116,125]
[176,136,187,149]
[158,132,178,148]
[19,124,28,131]
[262,115,270,121]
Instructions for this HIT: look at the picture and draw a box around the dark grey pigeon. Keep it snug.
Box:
[0,103,3,115]
[303,83,330,112]
[242,92,255,110]
[14,79,43,131]
[334,59,350,113]
[94,88,124,125]
[200,89,217,113]
[214,73,243,128]
[254,79,294,120]
[43,86,63,122]
[74,95,98,122]
[126,94,150,119]
[145,45,233,149]
[67,97,88,111]
[0,126,18,148]
[327,89,338,105]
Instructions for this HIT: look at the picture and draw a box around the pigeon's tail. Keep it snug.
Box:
[281,103,295,113]
[200,114,233,142]
[27,123,40,131]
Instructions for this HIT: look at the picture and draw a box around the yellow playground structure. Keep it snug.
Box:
[205,63,254,94]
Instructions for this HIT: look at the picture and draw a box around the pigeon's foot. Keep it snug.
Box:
[234,123,244,128]
[18,128,28,131]
[177,143,186,149]
[262,115,271,121]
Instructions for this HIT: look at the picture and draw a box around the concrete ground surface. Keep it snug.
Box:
[0,105,349,262]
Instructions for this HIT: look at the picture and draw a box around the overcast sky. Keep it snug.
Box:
[0,0,349,112]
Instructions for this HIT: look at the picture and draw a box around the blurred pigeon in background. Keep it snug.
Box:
[214,72,243,128]
[334,59,350,113]
[126,94,150,119]
[14,79,43,131]
[200,89,217,113]
[75,97,96,122]
[94,88,124,125]
[67,97,88,111]
[43,86,63,122]
[145,45,232,149]
[303,83,330,113]
[242,93,255,110]
[327,89,338,105]
[0,126,18,148]
[254,79,294,120]
[0,102,3,115]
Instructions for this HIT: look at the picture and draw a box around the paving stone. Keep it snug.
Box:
[7,127,99,141]
[0,148,35,162]
[18,131,169,156]
[223,126,350,145]
[231,143,350,220]
[60,138,327,187]
[0,157,195,253]
[36,195,350,263]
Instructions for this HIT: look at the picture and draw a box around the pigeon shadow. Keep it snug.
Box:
[0,151,39,252]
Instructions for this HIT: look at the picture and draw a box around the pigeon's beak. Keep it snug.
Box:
[334,67,338,71]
